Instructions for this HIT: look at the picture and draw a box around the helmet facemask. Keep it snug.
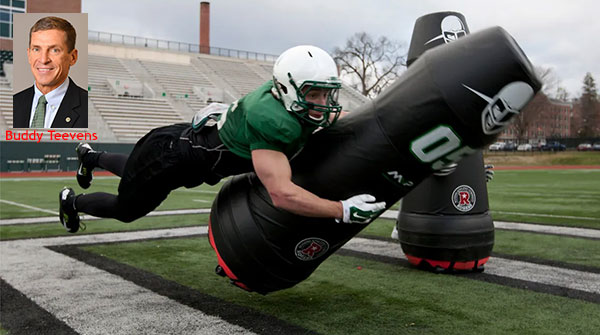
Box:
[285,74,342,128]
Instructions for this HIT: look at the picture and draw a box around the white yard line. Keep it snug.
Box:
[0,208,211,225]
[380,210,600,239]
[343,237,600,294]
[492,211,600,222]
[0,199,58,215]
[381,209,600,222]
[0,176,119,182]
[2,226,208,247]
[0,227,256,335]
[493,221,600,239]
[491,191,600,198]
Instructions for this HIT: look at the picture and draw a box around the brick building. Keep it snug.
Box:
[499,98,574,142]
[1,0,81,50]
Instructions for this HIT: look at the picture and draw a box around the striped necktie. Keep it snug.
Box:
[31,95,47,128]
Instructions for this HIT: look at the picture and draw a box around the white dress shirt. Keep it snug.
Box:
[29,77,70,128]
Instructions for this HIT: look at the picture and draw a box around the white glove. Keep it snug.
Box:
[340,194,386,224]
[485,164,495,182]
[191,103,229,129]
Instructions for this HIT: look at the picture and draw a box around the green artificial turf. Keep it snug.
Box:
[0,177,222,219]
[2,170,598,228]
[487,169,600,228]
[1,170,598,269]
[83,237,600,335]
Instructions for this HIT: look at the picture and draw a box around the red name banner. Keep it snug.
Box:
[5,130,98,143]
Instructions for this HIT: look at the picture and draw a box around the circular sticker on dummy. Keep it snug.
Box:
[451,185,476,212]
[295,238,330,261]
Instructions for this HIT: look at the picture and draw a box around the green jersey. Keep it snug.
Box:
[217,81,318,159]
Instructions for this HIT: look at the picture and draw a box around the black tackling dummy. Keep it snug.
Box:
[209,24,541,294]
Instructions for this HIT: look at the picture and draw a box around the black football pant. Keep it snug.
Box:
[74,123,252,223]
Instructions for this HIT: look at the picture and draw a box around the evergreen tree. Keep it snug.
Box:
[582,73,598,98]
[577,73,599,137]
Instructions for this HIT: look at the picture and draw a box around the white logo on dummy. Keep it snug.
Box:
[452,185,476,212]
[425,15,467,45]
[463,82,535,135]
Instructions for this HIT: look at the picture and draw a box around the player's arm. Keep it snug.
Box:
[252,149,342,218]
[252,149,385,223]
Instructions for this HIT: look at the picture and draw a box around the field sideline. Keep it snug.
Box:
[1,166,599,334]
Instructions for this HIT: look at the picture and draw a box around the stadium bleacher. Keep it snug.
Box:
[87,54,185,142]
[139,59,214,112]
[0,38,369,144]
[88,54,138,96]
[0,50,13,77]
[197,57,266,97]
[89,95,183,142]
[0,84,12,127]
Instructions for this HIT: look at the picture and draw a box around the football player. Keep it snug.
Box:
[59,45,385,233]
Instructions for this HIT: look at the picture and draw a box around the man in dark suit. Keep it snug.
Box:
[13,16,87,128]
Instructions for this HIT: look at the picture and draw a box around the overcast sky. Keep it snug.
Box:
[83,0,599,98]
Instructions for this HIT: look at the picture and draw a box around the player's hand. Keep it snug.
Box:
[339,194,386,224]
[485,164,495,182]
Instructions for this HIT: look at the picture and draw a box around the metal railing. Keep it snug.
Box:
[88,30,278,62]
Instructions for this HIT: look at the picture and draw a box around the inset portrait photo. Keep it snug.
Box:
[12,13,88,128]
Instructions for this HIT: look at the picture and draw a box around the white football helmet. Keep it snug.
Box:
[273,45,342,127]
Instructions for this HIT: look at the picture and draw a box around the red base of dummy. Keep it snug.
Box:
[406,254,489,272]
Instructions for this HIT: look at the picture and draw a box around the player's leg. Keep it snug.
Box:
[59,181,171,233]
[79,182,170,222]
[61,124,193,232]
[76,143,129,188]
[61,150,178,233]
[59,188,129,233]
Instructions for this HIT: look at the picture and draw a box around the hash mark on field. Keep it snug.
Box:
[0,199,58,215]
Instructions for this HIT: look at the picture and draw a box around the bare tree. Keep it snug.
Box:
[535,66,569,100]
[333,32,406,98]
[554,87,569,101]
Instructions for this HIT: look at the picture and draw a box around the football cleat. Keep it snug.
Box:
[76,143,95,189]
[59,187,80,233]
